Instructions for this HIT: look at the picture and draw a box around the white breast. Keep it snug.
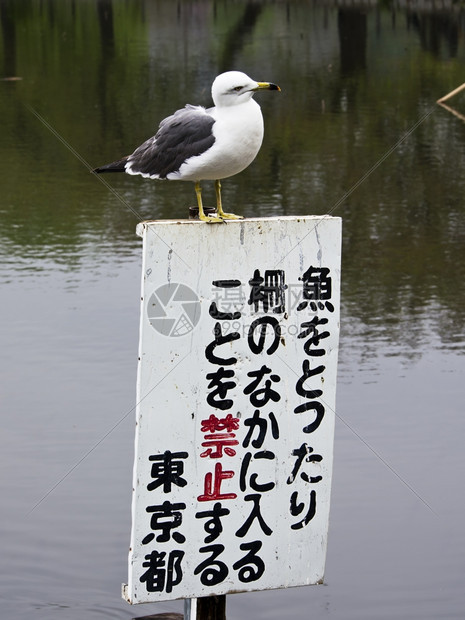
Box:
[172,99,264,182]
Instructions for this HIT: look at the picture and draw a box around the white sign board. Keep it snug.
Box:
[124,216,341,604]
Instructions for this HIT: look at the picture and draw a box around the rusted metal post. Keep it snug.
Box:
[196,595,226,619]
[184,595,226,620]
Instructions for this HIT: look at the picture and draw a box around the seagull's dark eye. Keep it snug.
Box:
[233,86,243,92]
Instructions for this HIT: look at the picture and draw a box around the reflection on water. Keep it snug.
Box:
[1,1,465,619]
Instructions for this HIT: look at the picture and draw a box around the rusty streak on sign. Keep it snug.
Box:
[123,216,342,605]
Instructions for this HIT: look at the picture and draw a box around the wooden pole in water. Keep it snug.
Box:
[437,82,465,104]
[437,101,465,124]
[437,82,465,124]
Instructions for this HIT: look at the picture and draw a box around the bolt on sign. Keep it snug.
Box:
[123,216,342,605]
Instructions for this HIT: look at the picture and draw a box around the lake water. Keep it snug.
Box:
[1,1,465,619]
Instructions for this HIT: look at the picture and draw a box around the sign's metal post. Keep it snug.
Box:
[185,595,226,619]
[184,597,196,619]
[123,215,342,618]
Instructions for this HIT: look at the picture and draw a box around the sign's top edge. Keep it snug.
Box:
[136,215,341,237]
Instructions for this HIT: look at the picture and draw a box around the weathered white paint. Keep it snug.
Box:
[124,216,341,604]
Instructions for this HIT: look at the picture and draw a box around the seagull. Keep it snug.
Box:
[94,71,280,222]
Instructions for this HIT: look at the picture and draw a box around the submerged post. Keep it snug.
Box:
[123,216,342,617]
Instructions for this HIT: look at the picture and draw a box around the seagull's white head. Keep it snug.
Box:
[211,71,280,108]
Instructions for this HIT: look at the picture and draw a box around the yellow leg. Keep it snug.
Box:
[215,180,244,220]
[195,181,222,223]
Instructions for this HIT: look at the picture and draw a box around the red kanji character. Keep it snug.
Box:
[201,413,240,433]
[200,433,239,458]
[198,462,237,502]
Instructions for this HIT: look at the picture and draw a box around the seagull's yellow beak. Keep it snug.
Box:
[255,82,281,91]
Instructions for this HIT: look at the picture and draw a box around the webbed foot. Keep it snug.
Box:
[217,211,244,220]
[199,213,224,224]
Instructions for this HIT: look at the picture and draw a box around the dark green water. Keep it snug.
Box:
[1,1,464,619]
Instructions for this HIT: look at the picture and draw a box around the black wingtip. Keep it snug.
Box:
[93,157,129,173]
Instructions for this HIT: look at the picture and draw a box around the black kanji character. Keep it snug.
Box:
[295,359,325,400]
[212,279,242,288]
[248,269,286,313]
[147,451,188,492]
[236,493,273,538]
[205,322,240,366]
[294,360,326,432]
[194,544,229,586]
[298,316,330,357]
[233,540,265,583]
[142,500,186,545]
[209,301,241,321]
[139,549,184,593]
[206,366,236,410]
[290,489,317,530]
[240,451,276,493]
[287,443,323,484]
[242,409,279,449]
[210,281,245,316]
[294,400,325,433]
[195,502,230,543]
[247,316,281,355]
[244,366,281,408]
[297,266,334,312]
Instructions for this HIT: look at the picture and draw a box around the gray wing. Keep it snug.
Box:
[126,105,216,179]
